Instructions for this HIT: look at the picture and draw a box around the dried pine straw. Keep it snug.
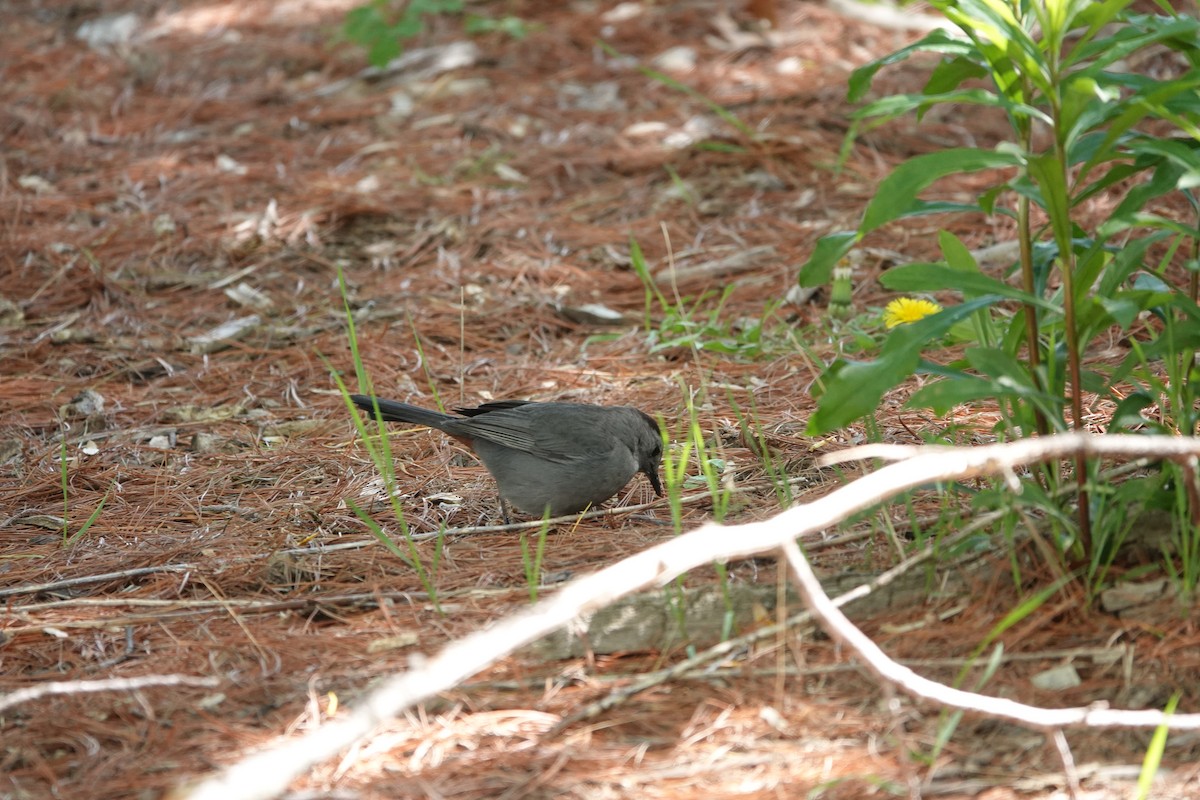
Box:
[3,0,1199,798]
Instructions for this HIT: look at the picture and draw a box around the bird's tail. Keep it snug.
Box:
[350,395,453,429]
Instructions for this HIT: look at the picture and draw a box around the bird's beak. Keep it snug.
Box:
[647,469,663,497]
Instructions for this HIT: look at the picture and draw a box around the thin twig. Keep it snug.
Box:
[1053,728,1082,800]
[0,674,219,713]
[0,565,193,599]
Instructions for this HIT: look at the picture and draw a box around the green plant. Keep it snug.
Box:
[657,400,695,651]
[333,265,444,612]
[923,644,1006,768]
[659,410,691,538]
[655,385,739,651]
[630,238,784,358]
[464,13,528,39]
[684,397,733,524]
[924,574,1071,767]
[343,0,529,68]
[797,1,1200,570]
[1135,693,1179,800]
[728,393,794,509]
[519,513,552,604]
[663,164,698,206]
[344,0,463,66]
[681,390,738,642]
[58,434,107,546]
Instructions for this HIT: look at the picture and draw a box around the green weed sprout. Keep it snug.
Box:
[59,432,107,546]
[520,511,552,604]
[334,265,444,613]
[629,237,783,359]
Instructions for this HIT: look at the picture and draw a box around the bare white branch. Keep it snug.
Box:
[778,535,1197,730]
[178,433,1200,800]
[0,674,219,713]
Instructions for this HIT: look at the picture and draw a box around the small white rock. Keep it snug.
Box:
[654,46,697,72]
[216,154,247,175]
[1031,664,1081,691]
[76,13,140,48]
[776,56,805,75]
[602,2,644,23]
[18,175,56,194]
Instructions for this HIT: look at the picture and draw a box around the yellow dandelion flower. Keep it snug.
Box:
[883,297,942,328]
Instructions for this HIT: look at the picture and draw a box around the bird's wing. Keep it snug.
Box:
[454,405,614,463]
[454,400,532,417]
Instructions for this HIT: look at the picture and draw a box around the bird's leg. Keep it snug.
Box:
[499,496,513,525]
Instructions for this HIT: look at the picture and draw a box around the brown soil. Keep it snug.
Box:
[3,1,1199,799]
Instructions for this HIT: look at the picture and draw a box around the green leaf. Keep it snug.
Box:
[411,0,462,12]
[930,0,1051,97]
[1096,234,1163,295]
[1130,136,1200,190]
[938,231,978,272]
[67,494,108,545]
[1068,0,1135,63]
[966,346,1034,385]
[1027,152,1072,250]
[1085,72,1200,175]
[808,356,915,433]
[1068,243,1111,308]
[907,375,1000,414]
[1124,315,1200,364]
[1060,73,1119,155]
[1096,291,1174,329]
[1076,14,1200,72]
[344,4,385,42]
[1042,0,1095,54]
[464,15,529,37]
[394,13,425,38]
[1135,694,1180,800]
[925,55,990,96]
[881,263,1056,310]
[807,297,997,433]
[854,89,1045,126]
[693,140,747,153]
[977,183,1007,215]
[1074,161,1141,207]
[862,149,1019,234]
[1109,391,1155,432]
[798,231,857,288]
[943,346,1069,421]
[368,36,402,67]
[848,29,976,102]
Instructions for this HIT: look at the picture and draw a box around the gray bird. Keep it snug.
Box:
[351,395,664,517]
